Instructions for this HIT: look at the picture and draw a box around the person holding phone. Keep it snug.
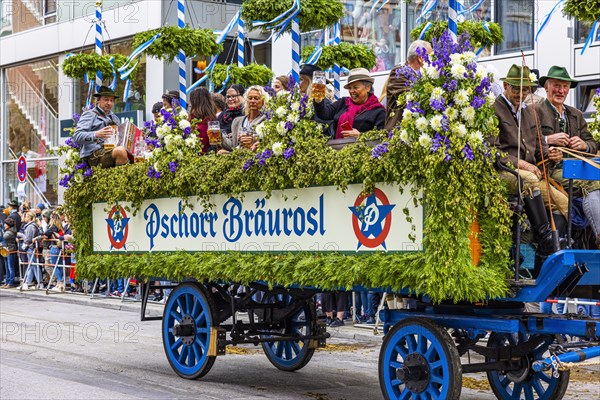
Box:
[313,68,385,139]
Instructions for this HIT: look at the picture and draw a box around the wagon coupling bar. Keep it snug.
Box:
[221,332,330,346]
[532,346,600,372]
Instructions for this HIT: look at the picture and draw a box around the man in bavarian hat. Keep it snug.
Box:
[535,66,600,248]
[492,64,567,256]
[73,86,129,168]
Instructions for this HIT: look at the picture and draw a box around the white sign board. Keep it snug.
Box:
[92,184,423,254]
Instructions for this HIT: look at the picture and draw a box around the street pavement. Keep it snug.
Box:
[0,288,598,400]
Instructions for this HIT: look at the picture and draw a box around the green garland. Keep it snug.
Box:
[62,53,139,82]
[411,21,503,48]
[563,0,600,23]
[241,0,345,33]
[64,127,512,303]
[301,43,377,71]
[211,63,273,89]
[132,26,222,64]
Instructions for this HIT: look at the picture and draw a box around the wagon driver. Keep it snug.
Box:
[73,86,129,168]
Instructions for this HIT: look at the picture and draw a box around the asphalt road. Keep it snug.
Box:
[0,290,598,400]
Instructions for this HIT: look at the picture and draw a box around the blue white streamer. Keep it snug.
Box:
[457,0,485,17]
[215,10,241,44]
[304,46,323,65]
[418,22,433,40]
[416,0,438,24]
[212,65,232,93]
[188,56,219,93]
[580,21,599,55]
[475,22,491,57]
[118,33,161,80]
[108,56,117,90]
[253,0,299,28]
[535,0,565,42]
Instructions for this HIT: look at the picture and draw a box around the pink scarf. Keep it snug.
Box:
[335,94,384,139]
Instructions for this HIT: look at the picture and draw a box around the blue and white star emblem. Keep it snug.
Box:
[349,192,395,250]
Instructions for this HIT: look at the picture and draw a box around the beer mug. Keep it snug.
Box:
[239,126,254,149]
[103,124,117,149]
[207,121,222,146]
[311,71,326,101]
[134,140,147,163]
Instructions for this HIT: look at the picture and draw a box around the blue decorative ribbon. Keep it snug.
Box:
[418,22,433,40]
[416,0,438,24]
[215,10,241,45]
[304,46,323,65]
[581,21,599,55]
[253,0,299,28]
[457,0,485,16]
[188,56,219,93]
[212,65,232,93]
[118,33,161,79]
[108,56,117,90]
[475,22,491,56]
[536,0,565,42]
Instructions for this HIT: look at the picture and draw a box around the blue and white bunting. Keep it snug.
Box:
[535,0,565,42]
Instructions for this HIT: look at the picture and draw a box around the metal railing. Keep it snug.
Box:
[6,67,59,149]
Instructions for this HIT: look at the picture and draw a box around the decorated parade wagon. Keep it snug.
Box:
[57,1,600,399]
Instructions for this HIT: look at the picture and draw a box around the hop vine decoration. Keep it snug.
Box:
[62,53,139,81]
[589,88,600,142]
[145,105,203,179]
[52,110,94,188]
[241,0,345,33]
[563,0,600,23]
[211,63,273,89]
[411,20,503,49]
[132,26,222,63]
[242,84,326,171]
[301,43,377,71]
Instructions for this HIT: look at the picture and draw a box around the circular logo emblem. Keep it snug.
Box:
[17,156,27,182]
[106,205,129,250]
[349,189,395,249]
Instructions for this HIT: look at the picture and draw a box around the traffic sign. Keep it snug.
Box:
[17,156,27,182]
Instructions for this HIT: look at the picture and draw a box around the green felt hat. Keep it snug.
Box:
[499,65,537,88]
[539,65,579,88]
[93,86,118,98]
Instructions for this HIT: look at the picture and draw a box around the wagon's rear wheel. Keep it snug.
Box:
[486,333,570,400]
[162,282,217,379]
[260,294,316,372]
[379,317,462,400]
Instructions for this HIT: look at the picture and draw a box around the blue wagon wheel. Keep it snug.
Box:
[162,282,216,379]
[379,317,462,400]
[486,333,570,400]
[260,294,316,372]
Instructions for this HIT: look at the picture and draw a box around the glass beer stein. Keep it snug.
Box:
[207,121,222,146]
[312,71,326,101]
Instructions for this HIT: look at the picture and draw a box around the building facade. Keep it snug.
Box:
[1,0,599,206]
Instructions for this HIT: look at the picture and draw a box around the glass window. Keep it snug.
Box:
[494,0,534,55]
[575,20,600,45]
[406,1,492,57]
[74,41,147,115]
[577,81,600,118]
[4,57,60,206]
[340,0,403,72]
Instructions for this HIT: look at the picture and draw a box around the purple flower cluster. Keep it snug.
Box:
[65,138,80,149]
[475,77,491,96]
[169,161,178,173]
[284,121,294,131]
[298,94,309,119]
[258,149,273,166]
[264,85,277,98]
[441,115,450,132]
[462,143,474,161]
[160,109,177,129]
[596,87,600,96]
[443,80,458,92]
[396,65,419,87]
[243,158,255,171]
[145,138,160,148]
[287,75,297,91]
[143,120,157,136]
[471,96,486,109]
[371,142,389,159]
[430,97,446,112]
[75,162,88,170]
[430,133,452,161]
[183,126,191,138]
[83,168,93,177]
[415,46,430,64]
[428,30,473,76]
[72,113,81,122]
[59,173,74,188]
[147,165,161,179]
[407,100,425,114]
[283,147,295,160]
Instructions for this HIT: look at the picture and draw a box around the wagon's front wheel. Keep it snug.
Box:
[379,317,462,400]
[486,333,570,400]
[162,282,217,379]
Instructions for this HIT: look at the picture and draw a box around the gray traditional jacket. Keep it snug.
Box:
[73,106,120,158]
